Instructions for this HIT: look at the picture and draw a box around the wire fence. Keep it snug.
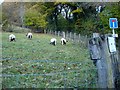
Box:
[2,59,98,88]
[2,31,99,88]
[46,30,89,48]
[46,30,120,80]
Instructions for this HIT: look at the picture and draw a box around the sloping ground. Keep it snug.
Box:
[3,25,31,33]
[2,32,97,88]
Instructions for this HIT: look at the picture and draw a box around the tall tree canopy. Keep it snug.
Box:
[24,2,48,31]
[1,2,120,35]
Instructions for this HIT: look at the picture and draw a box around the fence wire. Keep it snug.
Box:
[2,58,98,88]
[47,30,89,48]
[2,69,98,88]
[2,31,99,88]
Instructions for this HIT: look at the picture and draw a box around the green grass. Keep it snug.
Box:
[2,32,97,88]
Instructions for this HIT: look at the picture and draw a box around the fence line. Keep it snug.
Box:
[2,58,91,64]
[2,67,98,88]
[2,31,99,88]
[46,30,89,48]
[2,59,98,88]
[2,68,98,77]
[2,59,94,73]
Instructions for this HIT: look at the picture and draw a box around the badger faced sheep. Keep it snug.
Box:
[26,33,32,39]
[9,34,16,42]
[61,38,67,45]
[50,38,57,46]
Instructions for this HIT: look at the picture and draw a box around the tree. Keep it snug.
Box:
[24,2,48,32]
[99,3,120,34]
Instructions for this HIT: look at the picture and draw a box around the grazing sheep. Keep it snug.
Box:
[96,5,103,13]
[61,38,67,45]
[9,34,16,42]
[26,33,32,39]
[50,38,57,46]
[98,6,102,13]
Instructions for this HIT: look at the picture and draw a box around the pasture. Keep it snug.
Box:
[2,32,97,88]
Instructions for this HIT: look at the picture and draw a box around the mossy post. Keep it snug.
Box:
[92,33,107,88]
[89,33,114,88]
[104,35,115,88]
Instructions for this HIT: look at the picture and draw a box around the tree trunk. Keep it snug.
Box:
[19,2,24,27]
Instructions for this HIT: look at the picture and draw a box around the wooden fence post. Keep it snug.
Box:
[63,31,65,38]
[50,30,52,34]
[85,35,88,47]
[70,32,72,39]
[104,35,115,88]
[88,33,108,88]
[66,31,69,40]
[78,34,81,42]
[89,33,115,88]
[58,31,60,37]
[51,30,54,35]
[74,33,76,40]
[55,31,57,36]
[110,53,119,79]
[73,33,77,43]
[44,29,46,34]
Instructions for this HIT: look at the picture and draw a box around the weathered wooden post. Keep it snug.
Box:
[74,33,76,40]
[50,30,52,34]
[66,31,69,40]
[85,35,88,48]
[89,33,116,88]
[63,31,65,38]
[78,34,81,42]
[55,31,57,36]
[74,33,76,42]
[110,52,119,80]
[52,30,54,35]
[19,1,24,28]
[103,35,115,88]
[70,32,72,40]
[58,31,60,37]
[88,33,107,88]
[44,29,46,34]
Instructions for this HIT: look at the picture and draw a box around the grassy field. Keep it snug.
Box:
[2,32,97,88]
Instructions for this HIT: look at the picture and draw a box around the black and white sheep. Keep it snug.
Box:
[26,33,32,39]
[96,5,105,13]
[50,38,57,46]
[9,34,16,42]
[61,38,67,45]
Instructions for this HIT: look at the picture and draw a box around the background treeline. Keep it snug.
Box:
[1,2,120,36]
